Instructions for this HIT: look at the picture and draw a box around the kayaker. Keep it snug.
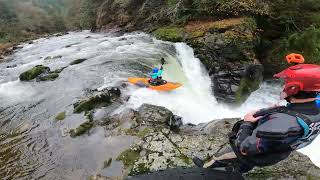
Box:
[193,53,320,173]
[149,58,165,86]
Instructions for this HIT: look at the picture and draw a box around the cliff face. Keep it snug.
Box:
[95,0,270,104]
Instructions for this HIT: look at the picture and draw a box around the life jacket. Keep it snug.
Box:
[252,95,320,150]
[229,120,292,167]
[228,96,320,167]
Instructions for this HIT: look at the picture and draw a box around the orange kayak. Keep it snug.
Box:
[128,77,182,91]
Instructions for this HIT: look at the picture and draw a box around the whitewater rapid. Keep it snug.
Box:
[126,43,285,124]
[0,31,319,178]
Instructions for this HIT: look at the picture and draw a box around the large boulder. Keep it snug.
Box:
[136,104,173,124]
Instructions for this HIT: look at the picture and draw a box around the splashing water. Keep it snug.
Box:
[126,43,285,124]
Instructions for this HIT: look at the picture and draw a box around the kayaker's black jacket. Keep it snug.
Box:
[230,95,320,167]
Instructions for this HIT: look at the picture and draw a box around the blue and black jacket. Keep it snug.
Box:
[230,92,320,167]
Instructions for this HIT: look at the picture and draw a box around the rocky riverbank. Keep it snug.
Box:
[80,102,320,180]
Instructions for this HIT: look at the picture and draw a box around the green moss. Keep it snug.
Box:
[130,163,150,176]
[137,128,153,138]
[165,0,178,6]
[55,111,66,121]
[19,65,50,81]
[211,18,245,30]
[116,148,140,168]
[179,154,192,165]
[38,73,59,81]
[307,174,320,180]
[70,121,94,138]
[190,31,205,38]
[70,58,87,65]
[104,158,112,168]
[73,93,112,113]
[124,128,138,136]
[215,0,270,16]
[235,77,260,104]
[153,27,185,42]
[124,128,153,138]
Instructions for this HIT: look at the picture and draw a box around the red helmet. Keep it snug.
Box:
[274,64,320,98]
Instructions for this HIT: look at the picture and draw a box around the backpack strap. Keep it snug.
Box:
[296,117,310,138]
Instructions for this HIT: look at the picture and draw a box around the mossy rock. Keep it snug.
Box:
[235,77,261,104]
[38,73,59,81]
[153,27,185,42]
[116,148,140,168]
[73,93,112,113]
[19,65,50,81]
[130,163,150,176]
[178,154,193,165]
[55,111,66,121]
[125,128,154,138]
[137,128,153,138]
[70,121,94,138]
[70,58,87,65]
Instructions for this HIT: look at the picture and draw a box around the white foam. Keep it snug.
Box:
[0,80,35,104]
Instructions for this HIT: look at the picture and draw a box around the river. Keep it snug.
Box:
[0,31,318,179]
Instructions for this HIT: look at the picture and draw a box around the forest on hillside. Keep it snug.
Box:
[0,0,96,43]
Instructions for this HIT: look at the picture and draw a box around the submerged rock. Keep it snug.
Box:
[55,112,66,121]
[70,58,88,65]
[104,158,113,168]
[6,64,17,68]
[38,73,59,81]
[70,120,94,138]
[51,67,67,74]
[73,88,121,114]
